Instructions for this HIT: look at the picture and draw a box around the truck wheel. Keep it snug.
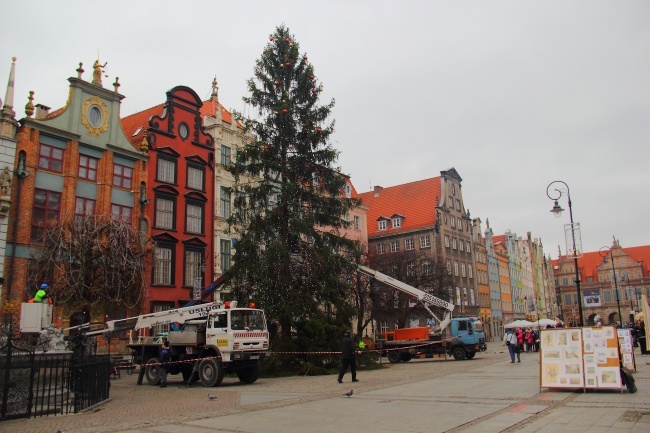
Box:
[387,351,401,363]
[452,347,466,360]
[465,352,476,360]
[144,357,160,385]
[237,362,261,384]
[181,364,193,382]
[199,358,224,387]
[400,353,412,362]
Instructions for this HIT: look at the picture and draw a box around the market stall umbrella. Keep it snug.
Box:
[535,318,558,328]
[504,320,535,329]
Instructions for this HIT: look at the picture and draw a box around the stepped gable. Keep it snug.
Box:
[358,177,441,237]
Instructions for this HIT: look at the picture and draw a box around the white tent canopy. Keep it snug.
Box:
[504,320,535,329]
[534,318,558,328]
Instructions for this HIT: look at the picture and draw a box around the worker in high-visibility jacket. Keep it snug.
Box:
[358,340,366,350]
[33,284,50,303]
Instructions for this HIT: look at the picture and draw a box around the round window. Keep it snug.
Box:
[179,122,189,140]
[89,106,102,127]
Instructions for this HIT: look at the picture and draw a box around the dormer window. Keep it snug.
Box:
[392,217,401,228]
[378,220,387,231]
[344,183,351,198]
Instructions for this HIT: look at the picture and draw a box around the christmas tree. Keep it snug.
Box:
[228,26,359,339]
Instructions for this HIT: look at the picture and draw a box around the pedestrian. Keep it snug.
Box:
[185,360,200,388]
[33,284,50,303]
[525,328,535,352]
[158,340,171,388]
[515,327,523,362]
[503,330,518,363]
[337,331,359,383]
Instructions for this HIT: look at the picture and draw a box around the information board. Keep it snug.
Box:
[582,326,621,389]
[539,328,584,389]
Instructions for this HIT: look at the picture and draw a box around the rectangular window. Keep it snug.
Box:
[390,240,399,253]
[404,238,414,250]
[461,263,466,277]
[155,197,174,229]
[154,247,172,285]
[459,240,464,251]
[379,321,389,334]
[444,235,450,248]
[604,291,612,302]
[157,158,176,184]
[451,216,456,228]
[458,219,463,231]
[422,259,431,275]
[392,217,401,228]
[564,294,572,305]
[466,241,471,253]
[31,189,61,243]
[185,250,203,286]
[406,261,416,277]
[151,303,173,336]
[377,244,385,255]
[562,278,569,286]
[456,199,461,211]
[220,239,231,271]
[420,235,430,249]
[187,166,205,190]
[186,203,203,234]
[38,143,64,173]
[468,264,474,278]
[452,238,457,249]
[113,164,133,189]
[220,187,231,219]
[353,215,360,230]
[78,155,98,181]
[454,261,459,276]
[74,197,95,225]
[447,259,452,274]
[111,204,132,224]
[378,220,387,231]
[221,145,231,166]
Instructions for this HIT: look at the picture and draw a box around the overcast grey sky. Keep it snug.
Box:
[2,0,649,257]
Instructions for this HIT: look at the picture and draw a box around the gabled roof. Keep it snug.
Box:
[552,245,650,282]
[357,177,440,237]
[492,235,506,245]
[121,99,240,146]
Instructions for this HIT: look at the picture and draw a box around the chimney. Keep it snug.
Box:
[35,103,50,119]
[373,185,383,197]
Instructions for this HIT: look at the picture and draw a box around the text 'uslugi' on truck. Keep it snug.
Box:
[358,265,487,362]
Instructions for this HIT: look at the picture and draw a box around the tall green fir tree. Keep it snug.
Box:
[227,26,360,339]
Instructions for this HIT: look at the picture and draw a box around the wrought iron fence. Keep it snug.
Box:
[0,317,110,420]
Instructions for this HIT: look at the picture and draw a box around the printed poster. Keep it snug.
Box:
[539,328,584,389]
[617,328,635,371]
[583,326,621,389]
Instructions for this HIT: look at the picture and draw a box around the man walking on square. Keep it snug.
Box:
[337,331,359,383]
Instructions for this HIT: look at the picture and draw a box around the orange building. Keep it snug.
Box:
[122,86,215,315]
[2,61,148,326]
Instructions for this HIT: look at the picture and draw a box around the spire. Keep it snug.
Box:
[211,76,219,102]
[0,57,18,138]
[2,57,16,114]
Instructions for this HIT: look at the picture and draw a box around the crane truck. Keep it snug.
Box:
[85,300,269,387]
[358,265,487,362]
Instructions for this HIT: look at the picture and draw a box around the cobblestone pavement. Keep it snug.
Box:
[3,345,649,433]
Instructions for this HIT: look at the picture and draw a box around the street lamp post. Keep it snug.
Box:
[546,180,584,327]
[600,246,623,326]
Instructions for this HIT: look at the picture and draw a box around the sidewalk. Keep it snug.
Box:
[3,345,648,432]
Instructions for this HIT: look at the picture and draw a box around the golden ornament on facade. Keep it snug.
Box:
[81,96,109,137]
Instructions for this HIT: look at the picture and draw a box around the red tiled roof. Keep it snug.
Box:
[121,98,242,146]
[552,245,650,282]
[492,235,505,245]
[357,177,441,237]
[121,103,165,145]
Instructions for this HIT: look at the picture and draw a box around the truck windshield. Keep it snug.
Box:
[230,310,266,331]
[473,321,484,332]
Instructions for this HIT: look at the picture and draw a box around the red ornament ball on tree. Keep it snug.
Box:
[283,109,288,113]
[317,128,321,132]
[270,37,274,41]
[286,62,290,66]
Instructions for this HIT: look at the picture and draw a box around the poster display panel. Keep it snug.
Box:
[582,326,621,389]
[539,328,584,389]
[616,328,635,371]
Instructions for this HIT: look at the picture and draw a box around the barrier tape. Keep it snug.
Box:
[133,332,482,368]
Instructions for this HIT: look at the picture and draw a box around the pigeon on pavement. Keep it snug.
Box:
[343,389,353,397]
[208,394,217,400]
